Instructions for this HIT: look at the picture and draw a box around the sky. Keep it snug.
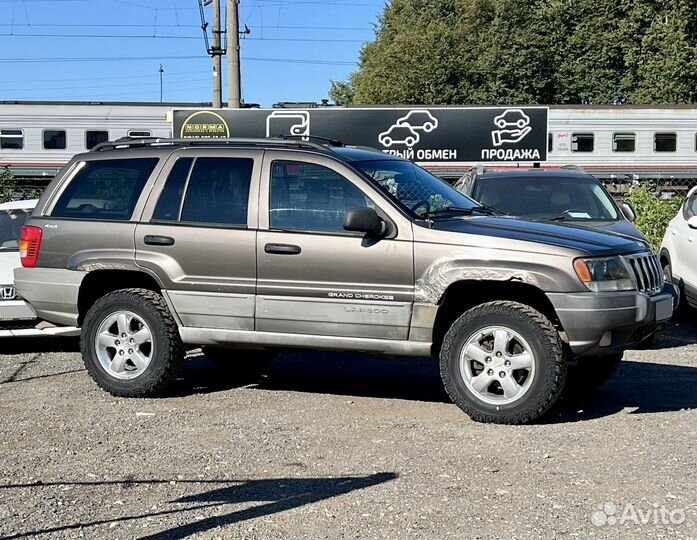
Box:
[0,0,384,106]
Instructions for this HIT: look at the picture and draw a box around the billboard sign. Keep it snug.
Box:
[173,106,548,164]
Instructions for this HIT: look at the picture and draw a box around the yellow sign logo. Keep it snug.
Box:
[180,111,230,139]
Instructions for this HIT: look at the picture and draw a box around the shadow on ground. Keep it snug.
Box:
[0,473,396,540]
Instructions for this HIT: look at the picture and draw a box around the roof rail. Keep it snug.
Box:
[91,136,332,153]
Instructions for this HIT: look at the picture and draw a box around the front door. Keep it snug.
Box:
[256,152,415,340]
[136,150,262,330]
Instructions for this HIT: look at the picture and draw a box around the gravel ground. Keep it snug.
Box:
[0,315,695,540]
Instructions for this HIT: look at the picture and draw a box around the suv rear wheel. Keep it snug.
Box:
[81,288,184,397]
[439,301,567,424]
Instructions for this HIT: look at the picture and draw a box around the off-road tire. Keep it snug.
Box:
[567,353,623,392]
[81,288,184,397]
[439,301,567,424]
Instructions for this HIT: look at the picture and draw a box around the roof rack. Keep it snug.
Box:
[91,136,332,153]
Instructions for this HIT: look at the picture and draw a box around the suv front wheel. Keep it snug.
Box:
[81,288,184,397]
[439,301,567,424]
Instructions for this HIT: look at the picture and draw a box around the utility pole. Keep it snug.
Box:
[159,64,164,103]
[211,0,223,108]
[227,0,241,108]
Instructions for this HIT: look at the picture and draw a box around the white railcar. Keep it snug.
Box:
[0,101,180,178]
[546,106,697,180]
[1,102,697,184]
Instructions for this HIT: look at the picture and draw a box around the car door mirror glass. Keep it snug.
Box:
[688,216,697,230]
[343,207,385,236]
[621,202,636,222]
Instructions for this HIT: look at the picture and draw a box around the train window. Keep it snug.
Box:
[128,130,152,138]
[654,133,677,152]
[547,133,553,153]
[85,130,109,150]
[571,133,594,152]
[43,130,66,150]
[613,133,635,152]
[0,129,23,150]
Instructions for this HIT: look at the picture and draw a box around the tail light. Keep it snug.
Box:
[19,226,43,268]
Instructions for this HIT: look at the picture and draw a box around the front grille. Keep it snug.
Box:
[0,285,17,301]
[624,252,664,295]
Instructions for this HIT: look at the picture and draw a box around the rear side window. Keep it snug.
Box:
[43,130,66,150]
[180,158,253,226]
[52,158,158,220]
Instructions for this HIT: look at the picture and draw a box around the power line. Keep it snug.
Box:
[0,32,367,42]
[0,23,373,31]
[0,55,356,65]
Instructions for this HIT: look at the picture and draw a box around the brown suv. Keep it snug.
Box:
[14,138,678,424]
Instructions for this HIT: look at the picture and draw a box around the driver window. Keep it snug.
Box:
[269,160,374,233]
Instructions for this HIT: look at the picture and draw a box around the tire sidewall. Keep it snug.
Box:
[82,291,176,394]
[442,304,565,421]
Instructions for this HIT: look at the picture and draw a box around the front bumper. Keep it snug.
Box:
[547,282,679,357]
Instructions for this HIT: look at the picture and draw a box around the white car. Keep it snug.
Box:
[0,199,78,337]
[660,186,697,309]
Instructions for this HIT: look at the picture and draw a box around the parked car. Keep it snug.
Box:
[15,137,677,424]
[454,169,647,243]
[660,186,697,309]
[0,199,79,337]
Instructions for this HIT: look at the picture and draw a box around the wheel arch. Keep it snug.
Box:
[659,248,671,268]
[431,280,563,357]
[77,270,163,325]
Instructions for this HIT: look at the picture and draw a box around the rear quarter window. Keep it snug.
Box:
[51,158,158,220]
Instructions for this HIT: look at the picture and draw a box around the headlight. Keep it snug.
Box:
[573,256,635,292]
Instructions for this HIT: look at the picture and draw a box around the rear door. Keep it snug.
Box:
[256,151,415,340]
[136,149,262,330]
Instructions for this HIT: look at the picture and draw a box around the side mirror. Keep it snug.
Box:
[688,216,697,230]
[343,207,386,236]
[621,201,636,222]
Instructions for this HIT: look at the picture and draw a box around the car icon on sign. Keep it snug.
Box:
[395,109,439,133]
[378,124,421,147]
[494,108,530,129]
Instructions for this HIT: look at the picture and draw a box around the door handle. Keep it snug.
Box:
[144,235,175,246]
[264,243,301,255]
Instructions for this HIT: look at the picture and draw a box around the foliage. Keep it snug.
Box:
[331,0,697,105]
[626,184,684,248]
[0,167,15,204]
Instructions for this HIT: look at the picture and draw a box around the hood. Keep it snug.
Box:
[558,219,650,246]
[430,216,647,257]
[0,251,19,285]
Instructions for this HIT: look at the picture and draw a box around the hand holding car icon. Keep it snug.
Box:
[492,126,533,147]
[491,108,533,147]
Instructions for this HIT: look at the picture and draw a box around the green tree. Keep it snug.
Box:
[0,167,15,203]
[623,0,697,103]
[626,184,684,248]
[330,0,697,105]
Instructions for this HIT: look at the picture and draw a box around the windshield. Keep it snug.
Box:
[353,159,478,218]
[472,175,620,221]
[0,209,31,251]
